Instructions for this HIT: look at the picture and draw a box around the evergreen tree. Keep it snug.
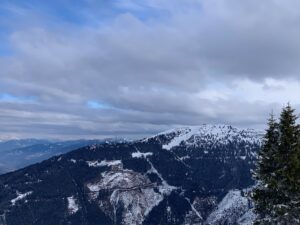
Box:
[253,105,300,224]
[274,104,300,224]
[252,113,280,224]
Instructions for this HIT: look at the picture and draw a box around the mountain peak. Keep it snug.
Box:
[147,124,263,150]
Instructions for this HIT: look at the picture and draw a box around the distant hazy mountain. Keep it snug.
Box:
[0,139,51,173]
[0,125,262,225]
[0,139,51,152]
[0,139,126,174]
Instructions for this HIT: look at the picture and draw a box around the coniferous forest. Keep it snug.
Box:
[253,104,300,224]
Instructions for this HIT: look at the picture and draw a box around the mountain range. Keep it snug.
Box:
[0,125,263,225]
[0,139,126,174]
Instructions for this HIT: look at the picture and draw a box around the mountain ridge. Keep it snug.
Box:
[147,124,262,149]
[0,124,262,225]
[0,138,127,174]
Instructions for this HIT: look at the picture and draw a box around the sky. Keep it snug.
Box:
[1,0,300,140]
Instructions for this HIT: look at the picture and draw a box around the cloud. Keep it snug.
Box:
[1,0,300,139]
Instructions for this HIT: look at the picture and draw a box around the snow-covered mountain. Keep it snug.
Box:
[154,125,261,149]
[0,125,262,225]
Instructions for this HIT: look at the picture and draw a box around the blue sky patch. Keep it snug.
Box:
[0,93,38,104]
[87,100,112,109]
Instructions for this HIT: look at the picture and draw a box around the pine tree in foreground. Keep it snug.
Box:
[275,104,300,224]
[253,105,300,225]
[252,113,280,224]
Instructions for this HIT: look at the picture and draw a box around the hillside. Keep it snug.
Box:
[0,125,262,225]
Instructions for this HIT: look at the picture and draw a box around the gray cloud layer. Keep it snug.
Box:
[1,0,300,139]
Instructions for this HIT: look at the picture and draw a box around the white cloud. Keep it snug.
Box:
[1,0,300,139]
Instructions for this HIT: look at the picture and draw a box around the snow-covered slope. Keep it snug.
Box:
[145,125,263,167]
[0,125,262,225]
[151,125,262,150]
[205,189,255,225]
[86,160,175,225]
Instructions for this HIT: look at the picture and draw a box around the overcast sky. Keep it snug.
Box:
[1,0,300,140]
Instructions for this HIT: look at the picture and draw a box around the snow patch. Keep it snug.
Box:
[205,190,252,225]
[179,155,190,160]
[89,145,97,150]
[185,197,203,220]
[67,196,79,215]
[237,209,256,225]
[131,151,153,158]
[86,160,122,167]
[11,191,32,206]
[146,159,177,195]
[162,127,193,150]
